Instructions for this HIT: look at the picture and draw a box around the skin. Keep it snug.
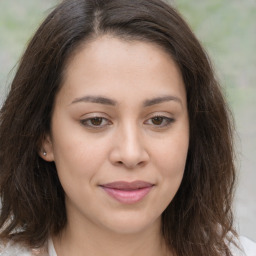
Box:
[41,35,189,256]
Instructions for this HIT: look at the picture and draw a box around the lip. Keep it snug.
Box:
[100,181,154,204]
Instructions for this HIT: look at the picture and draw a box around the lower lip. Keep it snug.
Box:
[101,186,152,204]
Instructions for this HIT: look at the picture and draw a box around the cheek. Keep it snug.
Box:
[154,133,188,195]
[51,138,108,205]
[51,111,106,167]
[156,135,188,172]
[53,138,107,177]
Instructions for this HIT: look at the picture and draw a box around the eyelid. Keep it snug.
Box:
[80,113,112,129]
[144,113,175,128]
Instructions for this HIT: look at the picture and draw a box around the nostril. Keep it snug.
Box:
[115,160,146,169]
[138,161,146,167]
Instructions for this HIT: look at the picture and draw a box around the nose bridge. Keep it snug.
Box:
[111,120,149,168]
[122,121,141,154]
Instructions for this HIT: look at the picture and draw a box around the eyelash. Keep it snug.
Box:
[80,115,175,129]
[80,117,112,129]
[144,115,175,128]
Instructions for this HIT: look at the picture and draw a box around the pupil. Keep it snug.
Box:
[152,117,163,125]
[91,118,102,126]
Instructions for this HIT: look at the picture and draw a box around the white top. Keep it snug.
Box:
[48,239,57,256]
[231,236,256,256]
[0,236,255,255]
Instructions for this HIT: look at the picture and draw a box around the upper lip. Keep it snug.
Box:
[100,181,154,190]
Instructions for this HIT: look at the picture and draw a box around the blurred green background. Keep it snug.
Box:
[0,0,255,240]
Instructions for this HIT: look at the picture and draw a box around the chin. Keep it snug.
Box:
[100,212,161,235]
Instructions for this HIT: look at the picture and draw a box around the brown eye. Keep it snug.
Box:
[80,117,111,128]
[145,115,175,128]
[90,117,103,126]
[151,116,164,125]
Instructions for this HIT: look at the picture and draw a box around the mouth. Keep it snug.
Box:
[100,181,154,204]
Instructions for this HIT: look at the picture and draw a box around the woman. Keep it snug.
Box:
[0,0,255,255]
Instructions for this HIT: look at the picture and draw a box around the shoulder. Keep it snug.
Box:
[0,239,49,256]
[229,236,256,256]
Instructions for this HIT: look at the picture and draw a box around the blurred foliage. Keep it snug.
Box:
[174,0,256,107]
[0,0,58,100]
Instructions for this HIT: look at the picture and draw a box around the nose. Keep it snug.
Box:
[109,124,149,169]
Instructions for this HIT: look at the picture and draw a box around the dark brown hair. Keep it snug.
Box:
[0,0,237,255]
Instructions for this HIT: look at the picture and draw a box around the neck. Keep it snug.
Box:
[53,217,170,256]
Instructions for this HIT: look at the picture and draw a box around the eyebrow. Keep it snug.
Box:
[71,96,117,106]
[143,96,182,107]
[71,95,182,107]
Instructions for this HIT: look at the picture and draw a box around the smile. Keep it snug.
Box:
[100,181,154,204]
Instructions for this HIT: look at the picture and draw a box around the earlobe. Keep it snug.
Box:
[39,134,55,162]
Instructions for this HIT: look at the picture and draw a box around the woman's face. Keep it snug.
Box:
[42,35,189,235]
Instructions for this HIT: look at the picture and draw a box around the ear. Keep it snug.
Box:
[38,134,55,162]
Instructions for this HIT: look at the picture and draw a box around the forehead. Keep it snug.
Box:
[58,35,186,105]
[64,35,179,76]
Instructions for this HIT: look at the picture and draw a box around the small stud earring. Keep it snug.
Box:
[43,151,47,156]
